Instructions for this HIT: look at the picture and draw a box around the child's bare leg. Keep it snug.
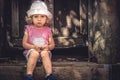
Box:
[41,51,52,75]
[27,50,39,75]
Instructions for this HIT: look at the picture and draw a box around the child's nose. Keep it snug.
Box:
[38,17,41,20]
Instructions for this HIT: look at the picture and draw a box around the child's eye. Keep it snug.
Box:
[33,15,46,18]
[41,15,46,18]
[34,15,38,18]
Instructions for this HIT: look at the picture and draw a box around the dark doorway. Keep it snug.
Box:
[1,0,88,61]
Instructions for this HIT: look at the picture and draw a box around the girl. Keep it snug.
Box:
[22,1,56,80]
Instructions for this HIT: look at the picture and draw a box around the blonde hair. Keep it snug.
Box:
[25,15,52,26]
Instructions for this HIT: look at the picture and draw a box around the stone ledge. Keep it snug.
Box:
[0,61,109,80]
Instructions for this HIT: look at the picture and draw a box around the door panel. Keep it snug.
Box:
[54,0,80,37]
[54,0,88,47]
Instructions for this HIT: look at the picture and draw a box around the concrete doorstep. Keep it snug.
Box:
[0,61,110,80]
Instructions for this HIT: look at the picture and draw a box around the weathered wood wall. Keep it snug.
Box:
[0,0,4,57]
[0,0,120,64]
[88,0,120,63]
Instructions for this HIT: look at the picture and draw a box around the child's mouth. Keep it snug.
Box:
[37,22,41,24]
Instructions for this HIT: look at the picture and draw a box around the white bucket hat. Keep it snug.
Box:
[27,0,52,19]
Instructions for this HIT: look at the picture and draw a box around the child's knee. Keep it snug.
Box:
[29,50,39,58]
[40,51,49,58]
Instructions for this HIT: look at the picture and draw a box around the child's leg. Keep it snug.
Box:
[27,50,39,75]
[41,51,52,75]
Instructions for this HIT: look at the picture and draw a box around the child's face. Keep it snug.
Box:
[32,14,47,27]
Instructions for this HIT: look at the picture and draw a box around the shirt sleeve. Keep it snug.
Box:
[47,27,52,37]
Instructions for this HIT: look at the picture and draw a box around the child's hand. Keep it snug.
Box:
[33,45,41,52]
[41,45,49,51]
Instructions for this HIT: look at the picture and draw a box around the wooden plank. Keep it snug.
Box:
[11,0,19,37]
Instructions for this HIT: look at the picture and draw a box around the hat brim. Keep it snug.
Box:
[27,9,52,19]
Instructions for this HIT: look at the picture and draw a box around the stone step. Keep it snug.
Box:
[0,61,111,80]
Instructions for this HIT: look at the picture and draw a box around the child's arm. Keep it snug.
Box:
[48,33,55,50]
[42,33,55,51]
[22,30,40,51]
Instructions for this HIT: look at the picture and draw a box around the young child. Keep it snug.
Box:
[22,1,56,80]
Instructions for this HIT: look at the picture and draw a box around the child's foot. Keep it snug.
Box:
[23,75,34,80]
[45,74,57,80]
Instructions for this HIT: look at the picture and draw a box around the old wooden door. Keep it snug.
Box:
[10,0,88,48]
